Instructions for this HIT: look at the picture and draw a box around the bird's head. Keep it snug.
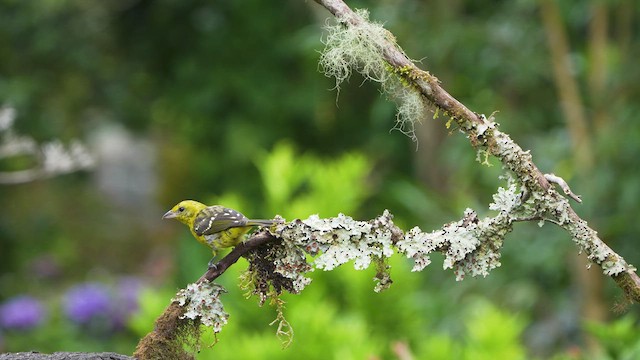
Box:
[162,200,206,225]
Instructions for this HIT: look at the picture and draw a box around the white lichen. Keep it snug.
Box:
[272,241,313,293]
[601,259,629,276]
[442,224,481,269]
[454,216,507,280]
[173,282,229,333]
[276,211,396,290]
[489,183,520,215]
[565,216,635,276]
[398,207,508,281]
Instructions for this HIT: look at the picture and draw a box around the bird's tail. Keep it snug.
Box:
[246,219,278,227]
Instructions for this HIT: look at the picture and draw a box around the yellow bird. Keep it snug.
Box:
[162,200,276,258]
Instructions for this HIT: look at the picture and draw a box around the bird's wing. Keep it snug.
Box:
[193,206,249,236]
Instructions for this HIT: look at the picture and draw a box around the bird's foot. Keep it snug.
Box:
[207,257,218,271]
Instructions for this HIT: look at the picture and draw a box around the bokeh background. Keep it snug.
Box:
[1,0,639,358]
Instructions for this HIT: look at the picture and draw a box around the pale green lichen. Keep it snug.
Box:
[319,9,427,143]
[398,183,524,281]
[565,215,635,276]
[397,208,505,281]
[173,282,229,334]
[319,9,392,88]
[269,239,314,293]
[269,296,294,348]
[390,88,428,144]
[276,211,397,290]
[489,183,520,215]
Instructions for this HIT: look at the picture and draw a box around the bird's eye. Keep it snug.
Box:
[178,206,185,212]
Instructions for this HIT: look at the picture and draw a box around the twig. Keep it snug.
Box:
[198,231,277,283]
[544,173,582,203]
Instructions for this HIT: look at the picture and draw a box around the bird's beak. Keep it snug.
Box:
[162,210,177,219]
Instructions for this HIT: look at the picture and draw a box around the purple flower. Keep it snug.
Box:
[63,283,111,324]
[0,295,46,330]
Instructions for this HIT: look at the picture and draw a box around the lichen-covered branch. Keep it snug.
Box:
[313,0,640,304]
[136,183,637,357]
[275,211,399,292]
[135,203,530,358]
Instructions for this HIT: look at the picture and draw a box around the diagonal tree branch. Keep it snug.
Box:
[198,231,277,283]
[313,0,640,304]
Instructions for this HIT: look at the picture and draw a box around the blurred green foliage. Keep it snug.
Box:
[1,0,640,358]
[584,314,640,360]
[255,141,371,219]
